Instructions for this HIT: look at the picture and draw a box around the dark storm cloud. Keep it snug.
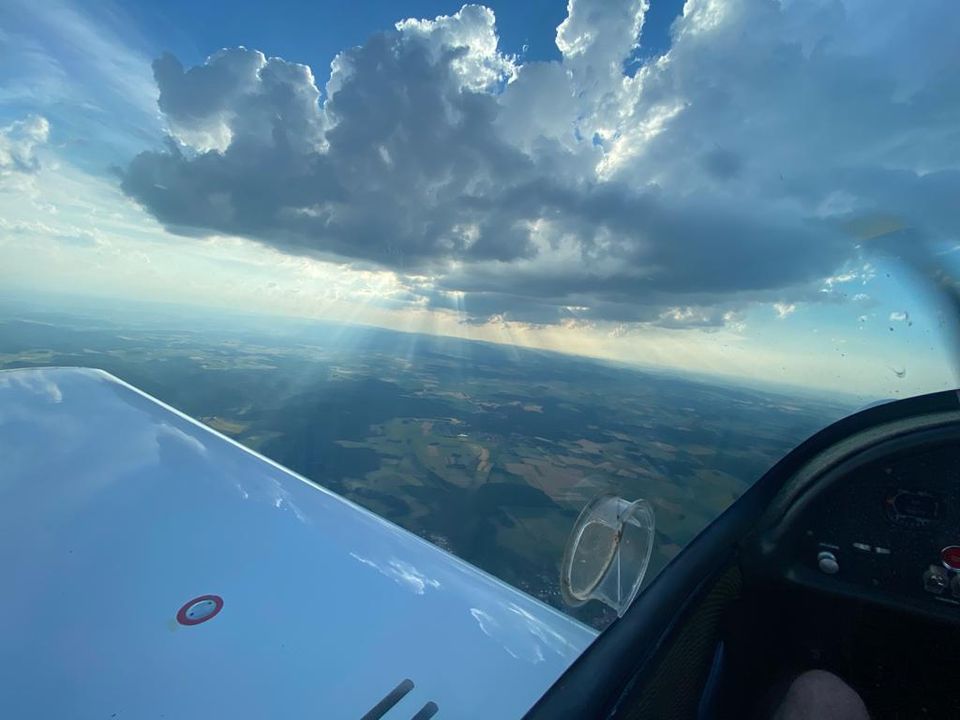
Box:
[120,1,960,328]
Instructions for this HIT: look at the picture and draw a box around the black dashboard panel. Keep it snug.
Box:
[795,438,960,611]
[751,417,960,624]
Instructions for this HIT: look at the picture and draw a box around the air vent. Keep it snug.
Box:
[360,679,440,719]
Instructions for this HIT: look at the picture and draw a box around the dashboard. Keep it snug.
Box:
[752,415,960,624]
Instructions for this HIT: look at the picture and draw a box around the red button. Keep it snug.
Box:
[940,546,960,570]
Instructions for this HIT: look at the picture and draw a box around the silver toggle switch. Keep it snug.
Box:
[923,565,948,594]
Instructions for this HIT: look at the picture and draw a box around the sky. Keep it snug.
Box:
[1,0,959,400]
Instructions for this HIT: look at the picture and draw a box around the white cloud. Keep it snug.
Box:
[395,4,517,90]
[824,271,857,287]
[0,114,49,177]
[0,217,107,248]
[774,303,797,319]
[889,311,909,322]
[556,0,647,72]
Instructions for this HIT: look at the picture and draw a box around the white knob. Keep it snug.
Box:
[818,551,839,575]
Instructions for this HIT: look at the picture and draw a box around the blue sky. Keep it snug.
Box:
[123,0,684,72]
[1,0,958,399]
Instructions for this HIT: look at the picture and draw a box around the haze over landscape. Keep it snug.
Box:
[0,297,851,626]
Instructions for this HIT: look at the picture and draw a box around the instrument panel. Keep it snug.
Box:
[776,432,960,619]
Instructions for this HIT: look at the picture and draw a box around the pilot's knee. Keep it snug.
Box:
[772,670,869,720]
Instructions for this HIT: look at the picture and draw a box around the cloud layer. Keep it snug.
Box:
[120,0,960,327]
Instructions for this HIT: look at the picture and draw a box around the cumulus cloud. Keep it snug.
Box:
[120,0,960,329]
